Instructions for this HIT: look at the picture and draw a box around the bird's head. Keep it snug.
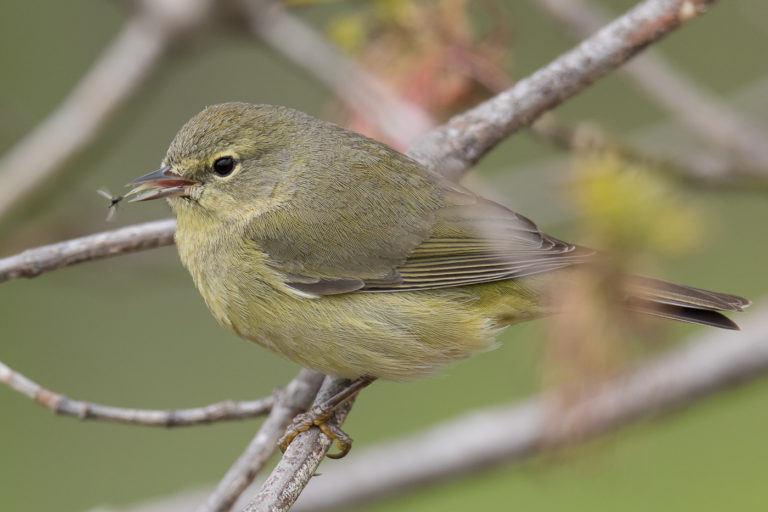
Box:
[126,102,308,222]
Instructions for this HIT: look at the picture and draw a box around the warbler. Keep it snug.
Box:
[127,102,748,453]
[127,101,749,379]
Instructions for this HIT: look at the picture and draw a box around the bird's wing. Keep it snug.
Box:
[269,181,593,296]
[359,193,591,292]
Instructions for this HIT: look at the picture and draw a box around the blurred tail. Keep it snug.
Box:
[625,276,750,330]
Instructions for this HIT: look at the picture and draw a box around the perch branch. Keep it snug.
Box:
[241,376,358,512]
[196,369,325,512]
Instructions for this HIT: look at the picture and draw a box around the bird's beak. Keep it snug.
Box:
[125,165,201,202]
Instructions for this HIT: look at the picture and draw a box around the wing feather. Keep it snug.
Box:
[351,192,592,292]
[283,187,593,295]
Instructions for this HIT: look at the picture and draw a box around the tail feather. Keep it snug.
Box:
[625,276,750,330]
[627,299,741,330]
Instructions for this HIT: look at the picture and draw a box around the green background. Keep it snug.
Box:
[1,1,767,510]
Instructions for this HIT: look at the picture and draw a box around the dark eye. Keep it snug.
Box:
[212,156,235,177]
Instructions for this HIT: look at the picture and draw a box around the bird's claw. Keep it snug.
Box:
[278,404,353,458]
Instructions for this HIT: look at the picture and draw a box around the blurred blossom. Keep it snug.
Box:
[569,152,704,258]
[325,0,515,140]
[542,152,705,402]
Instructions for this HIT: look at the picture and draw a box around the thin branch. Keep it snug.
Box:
[531,113,768,189]
[0,0,214,220]
[536,0,768,177]
[241,0,435,149]
[241,376,357,512]
[196,369,325,512]
[0,219,176,283]
[407,0,718,180]
[0,359,273,426]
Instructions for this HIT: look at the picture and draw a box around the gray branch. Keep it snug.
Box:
[531,113,766,188]
[241,376,357,512]
[407,0,717,180]
[0,219,176,283]
[197,369,325,512]
[0,359,273,426]
[536,0,768,177]
[241,0,435,148]
[0,0,216,220]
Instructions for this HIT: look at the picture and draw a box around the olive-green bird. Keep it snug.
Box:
[128,102,748,453]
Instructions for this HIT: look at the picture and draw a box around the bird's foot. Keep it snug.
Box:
[278,376,376,459]
[278,403,353,459]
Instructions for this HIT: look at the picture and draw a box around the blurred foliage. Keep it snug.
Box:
[324,0,514,141]
[1,1,767,512]
[569,152,704,257]
[541,151,706,393]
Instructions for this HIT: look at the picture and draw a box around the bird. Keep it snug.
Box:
[127,102,749,456]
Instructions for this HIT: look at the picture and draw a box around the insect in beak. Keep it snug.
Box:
[125,166,200,202]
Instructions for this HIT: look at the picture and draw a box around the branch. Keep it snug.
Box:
[536,0,768,177]
[407,0,718,180]
[0,219,175,283]
[241,0,435,149]
[531,113,768,189]
[0,0,214,220]
[241,376,357,512]
[0,359,273,426]
[196,369,325,512]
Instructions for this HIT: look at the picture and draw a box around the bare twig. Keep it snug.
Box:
[0,219,175,283]
[531,114,768,189]
[408,0,718,180]
[197,369,325,512]
[0,359,273,426]
[241,376,357,512]
[536,0,768,177]
[0,0,214,220]
[241,0,435,148]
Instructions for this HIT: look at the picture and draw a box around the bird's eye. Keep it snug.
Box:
[212,156,235,177]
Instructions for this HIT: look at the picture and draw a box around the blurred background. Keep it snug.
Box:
[1,0,767,510]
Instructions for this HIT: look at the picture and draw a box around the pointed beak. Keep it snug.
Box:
[125,165,201,202]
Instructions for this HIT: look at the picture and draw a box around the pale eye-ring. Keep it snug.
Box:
[212,156,235,177]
